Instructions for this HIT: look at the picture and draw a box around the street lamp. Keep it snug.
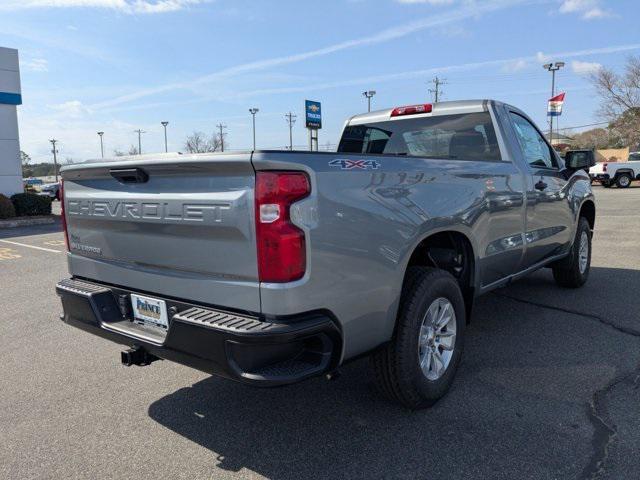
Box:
[97,131,104,158]
[161,121,169,153]
[249,108,259,150]
[543,62,565,145]
[362,90,376,112]
[49,139,59,182]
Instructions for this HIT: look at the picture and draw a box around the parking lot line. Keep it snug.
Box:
[0,239,61,254]
[0,247,21,260]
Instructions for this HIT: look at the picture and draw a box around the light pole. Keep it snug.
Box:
[49,139,59,182]
[161,121,169,153]
[97,131,104,158]
[543,62,565,145]
[134,129,145,155]
[249,108,259,150]
[362,90,376,112]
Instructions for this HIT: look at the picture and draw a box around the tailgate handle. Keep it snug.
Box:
[110,168,149,184]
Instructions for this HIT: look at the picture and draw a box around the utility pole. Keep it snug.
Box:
[249,108,259,150]
[428,76,447,103]
[543,62,565,146]
[134,129,145,155]
[216,123,227,152]
[49,139,59,182]
[284,112,297,150]
[161,121,169,152]
[362,90,376,112]
[97,131,104,158]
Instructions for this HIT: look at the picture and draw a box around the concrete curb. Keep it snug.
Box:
[0,215,58,229]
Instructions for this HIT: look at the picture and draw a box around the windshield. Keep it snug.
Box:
[629,152,640,161]
[337,112,501,161]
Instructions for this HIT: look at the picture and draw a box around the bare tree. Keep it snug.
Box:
[184,131,223,153]
[128,145,140,156]
[591,56,640,149]
[591,56,640,118]
[20,151,32,177]
[571,128,611,149]
[113,149,126,157]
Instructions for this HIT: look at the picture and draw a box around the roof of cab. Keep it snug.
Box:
[346,99,498,126]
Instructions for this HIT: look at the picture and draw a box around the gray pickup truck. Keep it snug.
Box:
[56,100,596,408]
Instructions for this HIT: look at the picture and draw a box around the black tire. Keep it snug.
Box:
[616,173,632,188]
[602,181,612,188]
[552,217,591,288]
[371,267,466,409]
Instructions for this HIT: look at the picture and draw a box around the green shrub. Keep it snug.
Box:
[0,194,16,219]
[11,193,52,217]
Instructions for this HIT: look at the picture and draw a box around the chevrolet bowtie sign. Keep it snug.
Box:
[305,100,322,129]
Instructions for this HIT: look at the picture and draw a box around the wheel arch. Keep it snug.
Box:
[579,199,595,231]
[403,229,476,322]
[614,169,634,178]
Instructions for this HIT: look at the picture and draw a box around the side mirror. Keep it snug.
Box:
[565,150,596,170]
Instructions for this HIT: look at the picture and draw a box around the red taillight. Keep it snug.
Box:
[60,180,69,251]
[390,103,433,117]
[603,163,608,172]
[255,171,310,283]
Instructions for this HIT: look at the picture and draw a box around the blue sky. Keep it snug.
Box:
[0,0,637,162]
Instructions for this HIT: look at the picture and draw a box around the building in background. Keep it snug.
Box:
[0,47,22,197]
[544,132,575,150]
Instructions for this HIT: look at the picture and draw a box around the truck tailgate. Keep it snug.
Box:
[62,154,260,312]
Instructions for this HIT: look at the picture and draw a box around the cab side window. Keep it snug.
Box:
[509,112,558,169]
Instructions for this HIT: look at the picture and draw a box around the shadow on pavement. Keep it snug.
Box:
[148,267,640,480]
[0,219,62,239]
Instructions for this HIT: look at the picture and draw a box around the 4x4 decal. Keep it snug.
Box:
[329,158,380,170]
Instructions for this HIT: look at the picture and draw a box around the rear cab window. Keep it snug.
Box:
[337,112,502,161]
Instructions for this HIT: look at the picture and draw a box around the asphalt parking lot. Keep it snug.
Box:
[1,186,639,480]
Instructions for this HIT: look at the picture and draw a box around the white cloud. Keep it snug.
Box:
[501,59,528,72]
[559,0,612,19]
[48,100,92,118]
[582,7,609,18]
[22,58,49,72]
[0,0,209,14]
[571,60,601,74]
[536,51,551,63]
[89,0,530,109]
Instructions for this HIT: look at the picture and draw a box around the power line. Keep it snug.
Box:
[134,129,145,155]
[284,112,297,150]
[49,139,59,182]
[428,76,447,102]
[216,123,227,152]
[545,121,610,133]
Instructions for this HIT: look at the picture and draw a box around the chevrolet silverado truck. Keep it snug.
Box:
[589,153,640,188]
[56,100,596,409]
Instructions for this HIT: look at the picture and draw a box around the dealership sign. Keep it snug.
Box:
[305,100,322,129]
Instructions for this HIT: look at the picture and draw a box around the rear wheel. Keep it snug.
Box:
[371,267,465,409]
[602,181,612,188]
[616,173,632,188]
[552,217,591,288]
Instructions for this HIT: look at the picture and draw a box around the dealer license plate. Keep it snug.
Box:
[130,293,169,329]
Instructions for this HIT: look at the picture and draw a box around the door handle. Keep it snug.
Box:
[534,180,548,191]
